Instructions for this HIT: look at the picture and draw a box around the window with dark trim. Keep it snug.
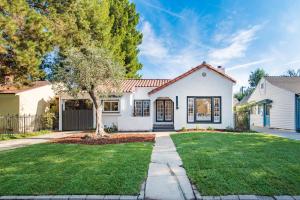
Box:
[134,100,150,117]
[187,97,221,123]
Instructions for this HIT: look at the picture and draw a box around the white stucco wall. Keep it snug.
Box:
[248,78,296,130]
[150,67,234,130]
[18,85,55,116]
[59,67,234,131]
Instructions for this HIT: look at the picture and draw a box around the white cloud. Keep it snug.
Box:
[140,1,184,19]
[227,59,272,71]
[139,21,168,59]
[208,25,262,65]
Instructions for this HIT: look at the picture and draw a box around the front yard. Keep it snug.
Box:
[0,142,153,195]
[171,132,300,196]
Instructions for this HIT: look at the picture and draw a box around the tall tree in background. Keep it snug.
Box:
[0,0,53,84]
[53,46,124,136]
[29,0,142,78]
[234,68,268,102]
[248,68,267,87]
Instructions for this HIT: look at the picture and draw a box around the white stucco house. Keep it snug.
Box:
[246,76,300,132]
[58,62,236,131]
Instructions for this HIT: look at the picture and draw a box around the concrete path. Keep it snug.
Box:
[0,131,81,151]
[251,126,300,140]
[145,132,195,200]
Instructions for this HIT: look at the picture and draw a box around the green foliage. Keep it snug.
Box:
[207,126,213,130]
[42,111,55,130]
[234,87,253,101]
[0,130,50,141]
[53,45,125,98]
[29,0,142,79]
[181,126,187,131]
[104,123,118,133]
[248,68,267,87]
[0,0,54,84]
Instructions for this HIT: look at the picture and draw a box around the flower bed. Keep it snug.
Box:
[52,133,155,145]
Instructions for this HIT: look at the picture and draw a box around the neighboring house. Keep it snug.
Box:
[59,62,236,131]
[247,76,300,132]
[0,81,55,132]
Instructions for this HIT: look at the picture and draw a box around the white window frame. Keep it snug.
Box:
[102,100,120,113]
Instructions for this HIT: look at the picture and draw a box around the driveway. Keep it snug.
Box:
[0,131,81,151]
[251,126,300,140]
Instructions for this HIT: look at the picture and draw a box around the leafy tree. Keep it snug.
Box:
[234,87,253,101]
[248,68,267,88]
[283,69,300,77]
[53,46,125,136]
[29,0,142,78]
[0,0,53,84]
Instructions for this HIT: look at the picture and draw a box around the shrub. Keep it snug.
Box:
[181,126,187,131]
[207,126,214,130]
[42,112,56,130]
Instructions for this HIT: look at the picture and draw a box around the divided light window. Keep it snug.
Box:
[134,100,150,117]
[103,100,120,113]
[187,97,221,123]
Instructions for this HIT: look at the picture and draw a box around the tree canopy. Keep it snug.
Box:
[282,69,300,77]
[248,68,267,87]
[0,0,142,85]
[0,0,54,84]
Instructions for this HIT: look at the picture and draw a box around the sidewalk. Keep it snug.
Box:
[145,132,196,200]
[251,126,300,140]
[0,131,80,151]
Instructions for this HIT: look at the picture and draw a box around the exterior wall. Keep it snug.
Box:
[248,78,296,130]
[18,85,55,116]
[0,94,19,115]
[115,88,154,131]
[150,67,234,130]
[59,88,154,131]
[59,67,234,131]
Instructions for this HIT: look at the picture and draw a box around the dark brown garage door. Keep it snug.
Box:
[62,99,93,131]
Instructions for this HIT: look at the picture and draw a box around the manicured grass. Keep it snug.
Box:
[0,130,50,141]
[0,142,153,195]
[171,132,300,195]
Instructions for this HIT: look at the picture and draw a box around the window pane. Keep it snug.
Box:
[103,101,119,112]
[135,101,143,116]
[157,101,164,121]
[111,102,119,111]
[165,101,173,121]
[143,101,150,116]
[104,102,110,111]
[195,98,211,121]
[213,98,221,123]
[187,98,194,122]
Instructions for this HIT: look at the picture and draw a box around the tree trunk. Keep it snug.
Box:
[89,91,105,136]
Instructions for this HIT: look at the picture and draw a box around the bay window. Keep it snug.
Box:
[187,97,221,123]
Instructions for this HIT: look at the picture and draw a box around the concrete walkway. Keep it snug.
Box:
[0,131,80,151]
[145,132,195,200]
[251,126,300,140]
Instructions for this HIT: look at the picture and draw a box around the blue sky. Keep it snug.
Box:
[133,0,300,91]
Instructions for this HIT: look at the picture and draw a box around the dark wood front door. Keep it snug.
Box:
[156,100,173,122]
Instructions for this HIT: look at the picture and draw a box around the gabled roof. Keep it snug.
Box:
[265,76,300,94]
[0,81,50,94]
[121,79,170,93]
[148,63,236,95]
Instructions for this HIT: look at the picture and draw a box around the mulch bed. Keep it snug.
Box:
[51,133,155,145]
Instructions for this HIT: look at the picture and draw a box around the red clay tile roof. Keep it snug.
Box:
[121,79,170,92]
[148,63,236,95]
[0,81,50,94]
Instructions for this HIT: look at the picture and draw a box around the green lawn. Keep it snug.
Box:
[0,130,50,141]
[0,142,153,195]
[171,132,300,196]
